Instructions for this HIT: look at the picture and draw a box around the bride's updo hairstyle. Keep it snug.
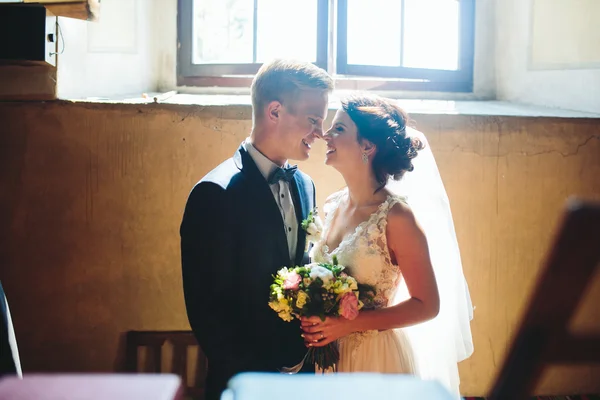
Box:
[341,94,425,188]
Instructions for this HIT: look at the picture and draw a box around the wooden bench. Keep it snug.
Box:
[126,331,207,400]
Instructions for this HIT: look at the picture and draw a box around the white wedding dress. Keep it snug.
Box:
[311,188,462,398]
[312,189,417,373]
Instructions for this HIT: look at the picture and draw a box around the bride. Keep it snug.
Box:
[300,94,474,398]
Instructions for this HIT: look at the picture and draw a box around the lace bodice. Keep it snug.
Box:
[312,189,407,308]
[311,189,409,355]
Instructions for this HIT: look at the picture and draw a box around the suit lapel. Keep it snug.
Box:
[290,174,310,266]
[235,146,290,265]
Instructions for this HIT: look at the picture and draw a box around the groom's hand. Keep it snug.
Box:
[300,316,352,347]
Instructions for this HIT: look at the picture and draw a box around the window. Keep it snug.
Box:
[177,0,475,92]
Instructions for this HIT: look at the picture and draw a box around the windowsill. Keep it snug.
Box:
[176,75,473,94]
[64,93,600,119]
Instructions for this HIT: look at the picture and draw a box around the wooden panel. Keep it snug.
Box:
[22,0,100,21]
[24,1,85,3]
[0,63,56,100]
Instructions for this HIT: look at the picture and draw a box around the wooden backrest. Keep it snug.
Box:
[489,199,600,399]
[126,331,207,400]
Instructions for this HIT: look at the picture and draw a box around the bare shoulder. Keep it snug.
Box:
[386,200,425,239]
[388,199,414,222]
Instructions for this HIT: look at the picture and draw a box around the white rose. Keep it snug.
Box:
[306,222,319,236]
[314,216,324,232]
[309,265,334,285]
[277,267,290,278]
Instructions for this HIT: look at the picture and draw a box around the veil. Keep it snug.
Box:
[389,127,474,396]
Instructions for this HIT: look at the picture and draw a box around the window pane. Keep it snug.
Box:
[403,0,459,70]
[193,0,254,64]
[347,0,402,66]
[256,0,318,62]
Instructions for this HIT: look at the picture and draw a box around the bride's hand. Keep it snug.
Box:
[300,316,353,347]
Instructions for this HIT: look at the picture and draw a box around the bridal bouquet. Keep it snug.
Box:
[269,256,372,372]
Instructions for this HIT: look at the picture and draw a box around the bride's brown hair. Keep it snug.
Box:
[341,94,425,188]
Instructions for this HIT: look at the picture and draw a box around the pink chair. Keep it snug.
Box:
[0,373,184,400]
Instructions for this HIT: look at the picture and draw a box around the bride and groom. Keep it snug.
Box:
[180,59,474,400]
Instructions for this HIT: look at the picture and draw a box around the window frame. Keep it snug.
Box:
[177,0,329,84]
[336,0,476,92]
[177,0,476,93]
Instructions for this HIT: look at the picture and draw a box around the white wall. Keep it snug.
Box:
[153,0,178,93]
[471,0,497,100]
[56,0,158,99]
[495,0,600,113]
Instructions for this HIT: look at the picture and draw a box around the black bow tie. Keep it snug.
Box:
[267,165,297,185]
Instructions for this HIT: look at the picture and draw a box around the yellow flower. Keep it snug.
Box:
[269,297,294,322]
[333,281,351,295]
[296,291,308,308]
[346,277,358,291]
[268,301,279,311]
[278,311,293,322]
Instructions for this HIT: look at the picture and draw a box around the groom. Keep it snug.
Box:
[180,59,333,400]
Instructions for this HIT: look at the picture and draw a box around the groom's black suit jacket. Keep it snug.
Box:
[181,145,315,400]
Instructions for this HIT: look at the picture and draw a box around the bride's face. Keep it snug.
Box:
[323,110,364,169]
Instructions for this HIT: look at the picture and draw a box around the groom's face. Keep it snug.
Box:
[278,89,329,161]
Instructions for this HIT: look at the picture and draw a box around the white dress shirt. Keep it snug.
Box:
[243,140,297,261]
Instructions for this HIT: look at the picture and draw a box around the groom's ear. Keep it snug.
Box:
[267,101,282,123]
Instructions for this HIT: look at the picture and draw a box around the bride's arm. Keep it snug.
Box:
[301,203,440,347]
[352,203,440,330]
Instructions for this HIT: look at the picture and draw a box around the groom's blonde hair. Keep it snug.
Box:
[251,59,333,121]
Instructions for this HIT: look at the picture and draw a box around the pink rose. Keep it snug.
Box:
[339,292,359,320]
[283,271,302,291]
